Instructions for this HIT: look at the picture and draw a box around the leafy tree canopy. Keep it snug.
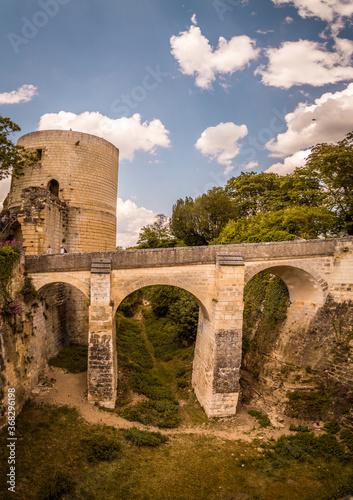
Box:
[170,187,236,246]
[135,214,178,249]
[305,131,353,234]
[212,205,337,245]
[0,116,38,180]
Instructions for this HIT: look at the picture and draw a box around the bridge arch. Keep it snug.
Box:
[245,264,327,305]
[30,273,90,299]
[111,276,211,321]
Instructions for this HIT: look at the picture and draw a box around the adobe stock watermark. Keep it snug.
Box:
[7,388,16,494]
[192,105,288,198]
[111,65,170,116]
[213,0,244,21]
[7,0,71,54]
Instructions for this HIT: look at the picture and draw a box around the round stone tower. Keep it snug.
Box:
[6,130,119,254]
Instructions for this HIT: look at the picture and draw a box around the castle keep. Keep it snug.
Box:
[2,130,119,254]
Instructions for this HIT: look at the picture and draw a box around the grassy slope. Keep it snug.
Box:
[0,402,352,500]
[116,308,207,427]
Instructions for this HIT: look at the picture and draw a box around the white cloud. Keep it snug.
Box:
[170,24,259,89]
[195,122,248,171]
[256,29,275,34]
[266,82,353,156]
[256,38,353,88]
[0,84,38,105]
[38,111,170,162]
[285,16,294,23]
[191,13,197,25]
[266,149,311,175]
[116,198,156,248]
[243,160,258,170]
[0,178,11,211]
[272,0,353,33]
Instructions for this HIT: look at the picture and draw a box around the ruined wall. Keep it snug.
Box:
[16,187,69,255]
[0,258,89,427]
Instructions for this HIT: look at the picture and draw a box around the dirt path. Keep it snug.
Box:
[31,366,319,442]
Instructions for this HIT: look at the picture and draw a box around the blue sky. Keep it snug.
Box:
[1,0,353,246]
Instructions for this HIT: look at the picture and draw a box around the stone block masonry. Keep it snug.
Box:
[24,237,353,417]
[87,259,117,409]
[3,130,119,254]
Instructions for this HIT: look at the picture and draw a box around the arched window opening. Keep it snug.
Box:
[48,179,59,197]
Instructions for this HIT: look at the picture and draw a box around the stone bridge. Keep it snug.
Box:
[25,237,353,417]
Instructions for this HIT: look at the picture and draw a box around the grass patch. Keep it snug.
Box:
[86,435,121,462]
[38,471,75,500]
[116,305,202,428]
[248,410,271,427]
[48,345,88,373]
[1,402,353,500]
[123,427,168,447]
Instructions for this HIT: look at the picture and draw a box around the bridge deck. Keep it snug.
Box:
[25,237,352,273]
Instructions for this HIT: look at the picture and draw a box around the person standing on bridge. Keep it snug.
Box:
[46,245,52,255]
[60,245,67,254]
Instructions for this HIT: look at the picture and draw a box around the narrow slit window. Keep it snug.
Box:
[36,149,42,160]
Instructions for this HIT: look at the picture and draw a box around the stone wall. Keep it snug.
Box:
[0,257,89,427]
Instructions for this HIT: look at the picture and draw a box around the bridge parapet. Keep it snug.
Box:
[24,237,353,273]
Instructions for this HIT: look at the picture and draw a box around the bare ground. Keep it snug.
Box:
[31,366,324,441]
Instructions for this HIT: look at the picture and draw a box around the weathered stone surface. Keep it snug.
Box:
[5,130,119,254]
[23,237,353,417]
[213,330,241,393]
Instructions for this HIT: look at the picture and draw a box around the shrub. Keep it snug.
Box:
[0,299,21,316]
[324,422,340,434]
[20,276,38,300]
[340,429,353,453]
[123,427,168,446]
[87,435,121,462]
[289,424,310,432]
[0,240,22,298]
[248,410,271,427]
[39,471,75,500]
[119,399,179,428]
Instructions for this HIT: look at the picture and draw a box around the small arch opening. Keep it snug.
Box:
[35,282,89,371]
[48,179,59,197]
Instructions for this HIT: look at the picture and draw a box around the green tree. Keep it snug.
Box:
[212,205,336,245]
[136,214,177,249]
[169,293,199,345]
[224,172,280,217]
[305,131,353,234]
[147,286,182,317]
[170,188,236,246]
[0,116,38,180]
